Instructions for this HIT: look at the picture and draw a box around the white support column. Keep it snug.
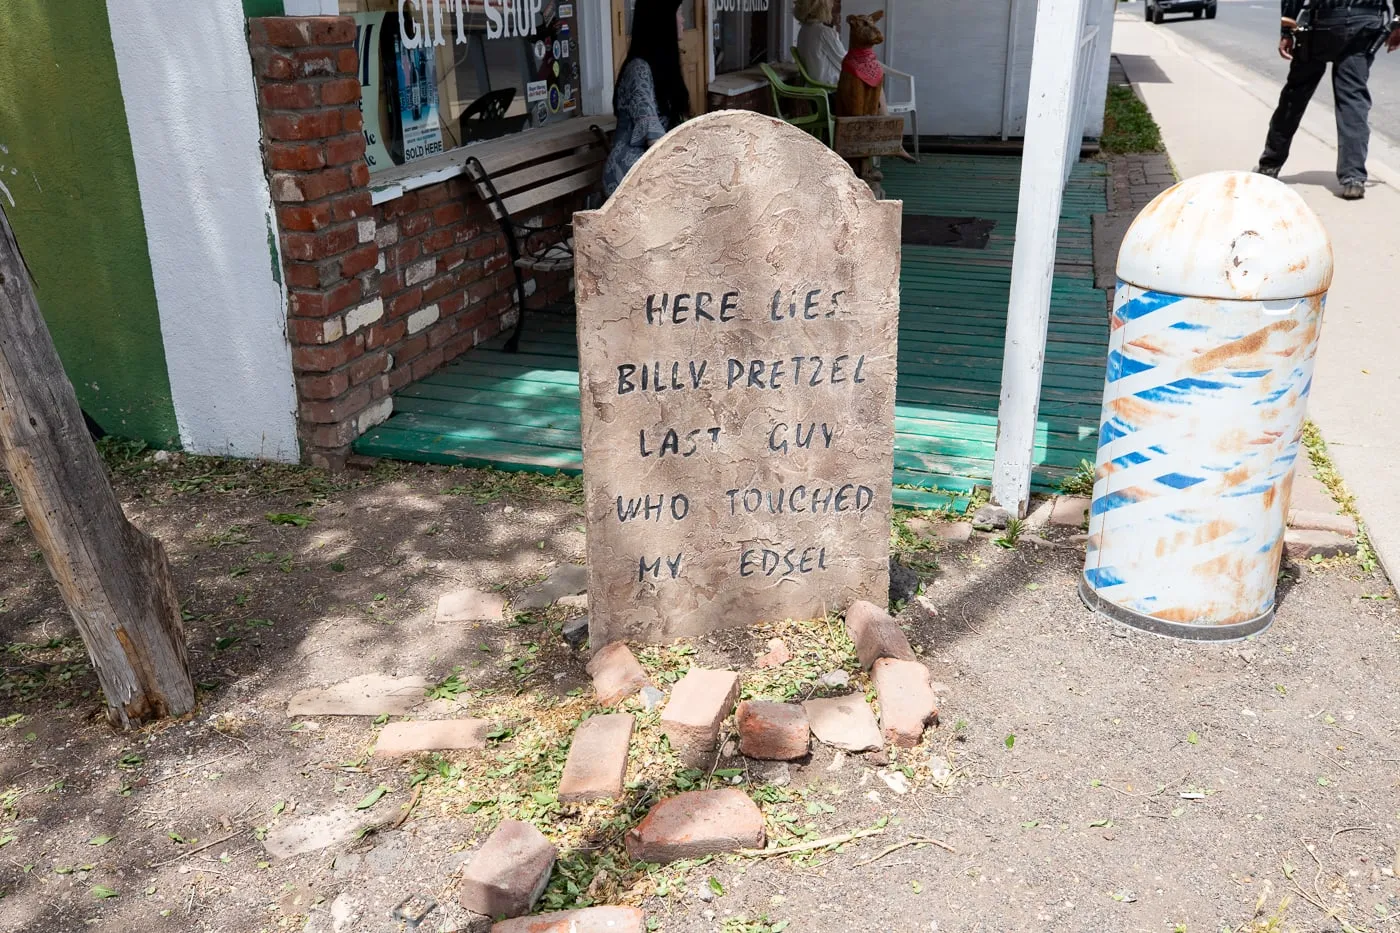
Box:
[990,0,1090,515]
[579,0,615,115]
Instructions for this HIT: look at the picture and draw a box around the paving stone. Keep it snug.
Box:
[660,668,740,761]
[872,658,938,747]
[435,588,506,623]
[803,694,883,752]
[559,713,634,802]
[1288,509,1357,537]
[586,643,650,706]
[286,674,429,717]
[1049,496,1092,528]
[1290,468,1338,515]
[460,820,556,920]
[515,564,588,610]
[756,638,791,668]
[1284,529,1357,560]
[624,789,765,863]
[491,906,645,932]
[262,808,373,859]
[373,719,491,758]
[736,700,810,760]
[844,600,916,670]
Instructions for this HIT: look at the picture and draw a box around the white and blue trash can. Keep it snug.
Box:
[1080,171,1333,641]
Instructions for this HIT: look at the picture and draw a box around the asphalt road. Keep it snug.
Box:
[1127,0,1400,146]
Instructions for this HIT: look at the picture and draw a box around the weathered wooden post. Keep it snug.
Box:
[0,208,194,727]
[574,110,902,647]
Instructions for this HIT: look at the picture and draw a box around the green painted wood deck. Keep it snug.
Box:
[355,154,1111,512]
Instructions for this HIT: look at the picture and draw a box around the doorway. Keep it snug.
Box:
[610,0,708,118]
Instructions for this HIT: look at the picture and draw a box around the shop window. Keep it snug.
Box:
[340,0,583,173]
[711,0,781,75]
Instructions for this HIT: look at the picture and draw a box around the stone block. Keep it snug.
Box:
[1284,529,1357,560]
[558,713,634,802]
[491,906,645,933]
[1288,510,1357,537]
[1049,496,1091,528]
[286,674,428,717]
[803,694,883,752]
[871,658,938,747]
[586,643,650,707]
[459,820,556,920]
[373,719,492,758]
[660,668,740,759]
[844,600,916,669]
[736,701,810,761]
[624,789,764,863]
[435,588,507,623]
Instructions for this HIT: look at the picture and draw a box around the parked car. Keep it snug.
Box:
[1146,0,1217,23]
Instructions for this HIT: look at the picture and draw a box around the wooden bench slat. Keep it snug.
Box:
[499,166,603,218]
[489,149,605,198]
[466,123,608,174]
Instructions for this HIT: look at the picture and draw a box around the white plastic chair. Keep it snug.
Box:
[883,66,918,158]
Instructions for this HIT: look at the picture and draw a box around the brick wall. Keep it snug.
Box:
[249,16,559,469]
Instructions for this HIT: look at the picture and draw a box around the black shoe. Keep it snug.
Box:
[1254,164,1280,178]
[1341,182,1365,200]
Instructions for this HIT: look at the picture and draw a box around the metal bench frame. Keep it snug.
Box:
[463,124,609,352]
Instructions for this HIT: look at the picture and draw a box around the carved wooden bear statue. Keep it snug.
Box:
[835,11,886,118]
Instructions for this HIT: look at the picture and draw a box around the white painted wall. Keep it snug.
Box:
[108,2,300,461]
[283,0,339,13]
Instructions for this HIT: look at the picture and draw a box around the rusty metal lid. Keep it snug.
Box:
[1116,171,1333,300]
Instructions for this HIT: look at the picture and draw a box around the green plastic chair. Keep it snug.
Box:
[791,46,838,95]
[760,63,834,146]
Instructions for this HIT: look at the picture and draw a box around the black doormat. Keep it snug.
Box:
[901,214,997,249]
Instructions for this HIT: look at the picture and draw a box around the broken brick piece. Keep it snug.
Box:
[585,642,650,707]
[460,820,556,919]
[660,668,740,761]
[558,713,634,802]
[625,789,764,863]
[736,700,810,761]
[373,719,491,758]
[844,600,916,669]
[872,658,938,747]
[803,693,883,752]
[491,906,646,933]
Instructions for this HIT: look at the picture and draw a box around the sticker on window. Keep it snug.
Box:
[527,80,549,103]
[533,39,546,61]
[548,84,561,113]
[559,3,573,16]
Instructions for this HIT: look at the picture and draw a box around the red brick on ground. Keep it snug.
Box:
[756,638,791,669]
[372,719,491,758]
[872,658,938,747]
[558,713,634,802]
[736,700,810,760]
[844,600,916,669]
[491,906,645,933]
[585,643,650,706]
[660,668,740,761]
[460,820,556,919]
[1049,496,1091,528]
[624,789,765,863]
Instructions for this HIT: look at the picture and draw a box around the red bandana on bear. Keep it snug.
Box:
[841,47,884,88]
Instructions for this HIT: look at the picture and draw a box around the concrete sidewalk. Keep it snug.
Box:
[1114,14,1400,580]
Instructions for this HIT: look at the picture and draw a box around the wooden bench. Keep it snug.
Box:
[464,120,612,352]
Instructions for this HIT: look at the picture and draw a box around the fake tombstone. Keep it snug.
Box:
[574,110,902,647]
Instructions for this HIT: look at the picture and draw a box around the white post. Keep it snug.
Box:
[990,0,1090,516]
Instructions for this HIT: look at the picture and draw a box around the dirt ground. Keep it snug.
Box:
[0,451,1397,933]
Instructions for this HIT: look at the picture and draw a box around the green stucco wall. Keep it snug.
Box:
[0,1,179,445]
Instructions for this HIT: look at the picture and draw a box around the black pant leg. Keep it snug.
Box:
[1260,56,1328,170]
[1332,48,1375,183]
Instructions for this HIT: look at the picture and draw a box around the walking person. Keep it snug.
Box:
[1255,0,1400,199]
